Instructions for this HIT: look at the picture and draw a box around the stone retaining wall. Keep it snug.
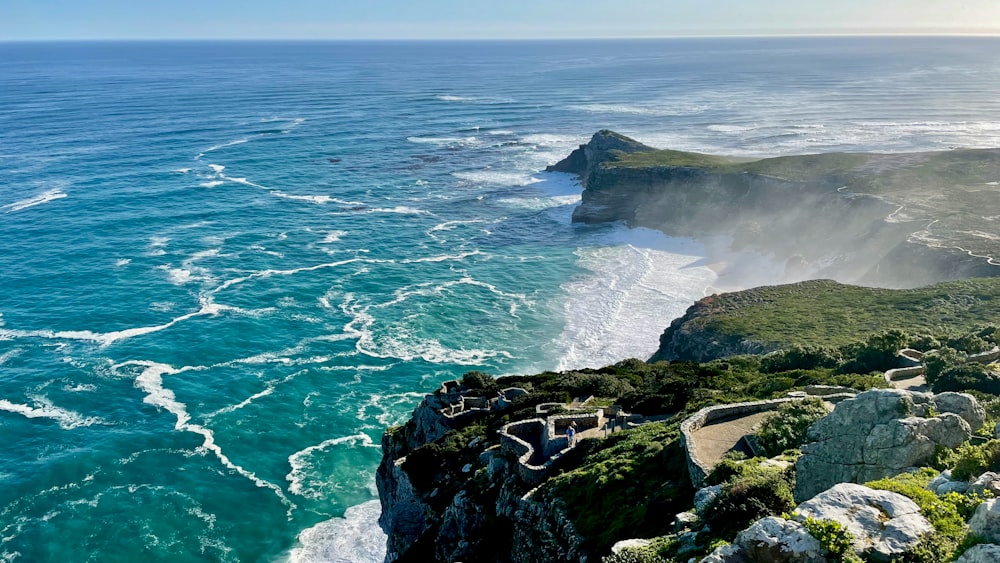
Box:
[680,398,797,488]
[500,411,605,487]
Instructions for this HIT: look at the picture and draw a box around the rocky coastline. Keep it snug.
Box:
[376,133,1000,563]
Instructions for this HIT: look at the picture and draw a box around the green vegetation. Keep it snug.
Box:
[865,469,970,562]
[756,398,829,457]
[702,462,796,539]
[671,278,1000,355]
[801,518,860,562]
[946,440,1000,481]
[607,148,751,170]
[541,420,690,554]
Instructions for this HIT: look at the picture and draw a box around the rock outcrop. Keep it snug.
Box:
[550,130,1000,291]
[794,389,981,501]
[793,483,932,561]
[700,516,825,563]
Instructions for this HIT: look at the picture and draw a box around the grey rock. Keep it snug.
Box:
[674,511,701,532]
[933,392,987,430]
[700,543,748,563]
[969,499,1000,543]
[735,517,825,563]
[694,485,723,515]
[611,538,652,554]
[928,469,952,491]
[794,483,932,561]
[795,389,974,501]
[937,480,970,495]
[970,472,1000,497]
[954,544,1000,563]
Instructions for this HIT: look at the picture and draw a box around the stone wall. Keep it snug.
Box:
[680,398,798,488]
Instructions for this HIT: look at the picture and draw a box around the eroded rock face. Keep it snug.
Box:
[793,483,932,561]
[933,392,986,429]
[794,389,976,501]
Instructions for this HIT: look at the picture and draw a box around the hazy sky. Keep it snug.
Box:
[3,0,1000,40]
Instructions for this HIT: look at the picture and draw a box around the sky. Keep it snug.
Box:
[3,0,1000,41]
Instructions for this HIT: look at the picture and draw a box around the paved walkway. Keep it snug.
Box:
[690,411,773,469]
[889,373,928,392]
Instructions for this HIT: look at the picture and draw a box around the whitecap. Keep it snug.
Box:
[115,258,131,267]
[453,170,542,187]
[321,230,348,243]
[2,189,67,213]
[285,434,377,498]
[121,360,295,510]
[406,136,479,147]
[200,181,225,188]
[286,500,386,563]
[0,396,104,430]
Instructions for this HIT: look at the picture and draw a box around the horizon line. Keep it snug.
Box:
[3,31,1000,43]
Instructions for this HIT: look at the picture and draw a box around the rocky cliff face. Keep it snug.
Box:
[376,390,592,563]
[550,131,1000,289]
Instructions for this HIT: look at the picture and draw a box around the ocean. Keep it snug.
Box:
[1,37,1000,562]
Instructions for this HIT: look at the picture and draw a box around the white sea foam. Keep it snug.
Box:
[115,258,131,267]
[321,230,348,244]
[208,164,226,174]
[0,347,21,365]
[406,136,479,147]
[173,168,191,173]
[453,170,542,187]
[270,191,335,204]
[0,297,235,347]
[285,434,377,498]
[552,228,719,370]
[569,102,706,117]
[200,181,225,188]
[122,360,295,510]
[286,500,386,563]
[0,396,104,430]
[2,189,67,213]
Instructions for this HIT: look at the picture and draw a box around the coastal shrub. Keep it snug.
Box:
[756,398,828,457]
[865,469,968,560]
[543,421,692,554]
[838,329,910,374]
[924,347,964,383]
[908,333,942,351]
[950,439,1000,481]
[760,345,842,373]
[933,363,1000,395]
[461,370,500,394]
[947,333,993,354]
[801,518,857,561]
[702,463,795,539]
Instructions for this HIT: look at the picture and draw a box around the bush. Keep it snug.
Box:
[933,362,1000,395]
[839,329,910,374]
[950,440,1000,481]
[801,518,857,561]
[924,347,963,384]
[760,345,842,373]
[462,370,500,394]
[947,333,993,354]
[908,333,942,351]
[703,464,795,539]
[756,398,829,457]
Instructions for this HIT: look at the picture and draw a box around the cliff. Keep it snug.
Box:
[549,130,1000,288]
[650,277,1000,362]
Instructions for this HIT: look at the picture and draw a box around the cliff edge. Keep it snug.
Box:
[549,131,1000,288]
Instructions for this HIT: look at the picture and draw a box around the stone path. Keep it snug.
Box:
[690,411,774,469]
[889,373,928,393]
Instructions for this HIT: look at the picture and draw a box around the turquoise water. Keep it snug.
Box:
[2,38,1000,562]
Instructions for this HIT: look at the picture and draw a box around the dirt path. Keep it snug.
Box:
[690,411,773,470]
